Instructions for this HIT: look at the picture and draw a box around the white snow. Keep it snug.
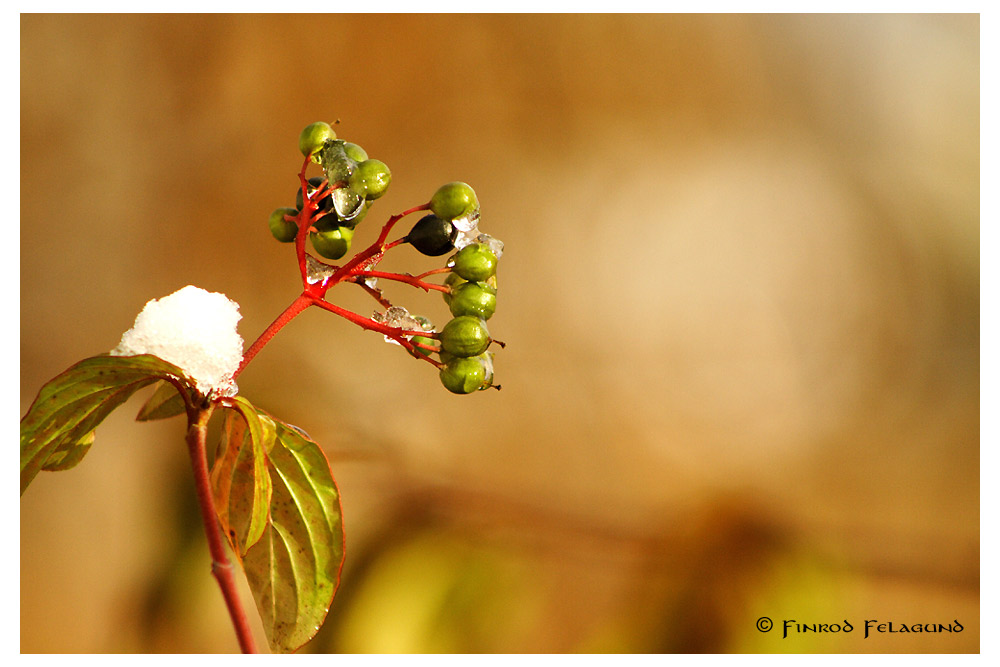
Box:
[111,285,244,397]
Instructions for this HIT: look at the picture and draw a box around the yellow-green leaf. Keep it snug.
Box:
[41,430,95,471]
[20,354,194,495]
[238,409,345,653]
[211,397,274,557]
[136,380,188,421]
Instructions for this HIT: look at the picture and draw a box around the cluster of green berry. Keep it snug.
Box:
[406,182,504,394]
[268,121,392,260]
[265,121,504,395]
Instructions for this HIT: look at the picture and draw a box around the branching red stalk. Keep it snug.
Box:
[234,179,445,382]
[294,158,320,283]
[324,203,428,288]
[355,280,394,309]
[309,298,438,363]
[185,404,257,654]
[233,293,312,380]
[355,270,450,293]
[414,266,452,280]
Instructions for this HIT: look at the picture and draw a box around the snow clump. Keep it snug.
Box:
[111,285,244,397]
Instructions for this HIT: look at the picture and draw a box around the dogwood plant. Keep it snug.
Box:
[20,122,504,652]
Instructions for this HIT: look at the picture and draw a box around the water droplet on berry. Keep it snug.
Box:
[320,139,366,221]
[332,188,365,220]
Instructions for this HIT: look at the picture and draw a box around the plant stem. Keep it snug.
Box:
[185,405,258,654]
[354,269,450,293]
[234,293,313,381]
[324,203,429,288]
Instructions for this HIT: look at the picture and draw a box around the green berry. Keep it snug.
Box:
[310,226,354,260]
[268,207,299,243]
[439,356,485,394]
[430,182,479,220]
[450,243,497,282]
[349,159,392,201]
[299,122,336,160]
[412,315,435,331]
[440,315,491,358]
[408,214,457,256]
[411,335,436,358]
[439,353,494,394]
[406,317,435,357]
[343,142,368,163]
[449,281,497,320]
[442,272,467,306]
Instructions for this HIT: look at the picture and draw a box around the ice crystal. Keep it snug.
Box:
[305,254,338,285]
[372,306,424,345]
[320,139,365,221]
[476,233,505,259]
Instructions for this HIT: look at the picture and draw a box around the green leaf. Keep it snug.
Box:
[20,354,194,495]
[136,380,188,421]
[211,397,274,557]
[41,430,95,471]
[223,405,345,653]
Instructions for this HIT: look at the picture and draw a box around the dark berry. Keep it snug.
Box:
[294,176,332,213]
[407,214,457,256]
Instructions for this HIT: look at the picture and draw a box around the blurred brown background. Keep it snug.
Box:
[20,14,979,653]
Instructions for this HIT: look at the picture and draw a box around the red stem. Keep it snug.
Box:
[309,298,440,365]
[185,405,258,654]
[310,297,405,336]
[294,160,319,283]
[236,192,438,384]
[234,293,312,380]
[414,266,452,280]
[355,280,394,309]
[355,270,450,293]
[323,203,429,289]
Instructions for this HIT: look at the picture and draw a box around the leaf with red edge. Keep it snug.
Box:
[220,405,345,653]
[20,354,194,495]
[211,397,274,557]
